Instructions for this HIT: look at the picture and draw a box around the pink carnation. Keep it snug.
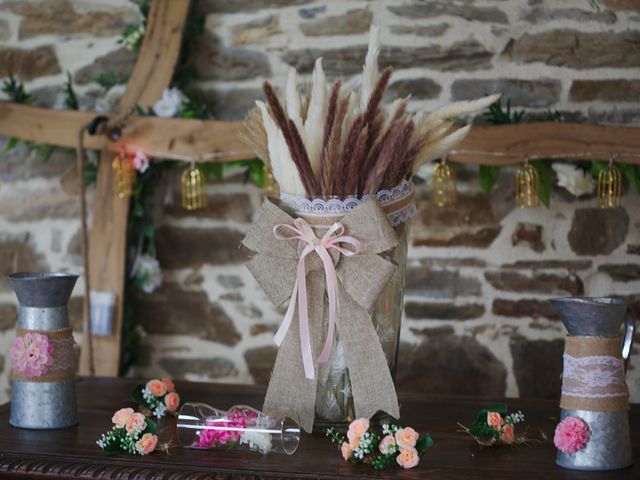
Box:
[11,332,53,377]
[195,408,258,448]
[554,416,591,454]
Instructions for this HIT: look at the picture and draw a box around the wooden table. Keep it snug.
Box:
[0,378,637,479]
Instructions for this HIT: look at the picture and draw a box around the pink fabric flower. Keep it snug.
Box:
[11,332,53,377]
[162,378,175,392]
[501,424,515,444]
[164,392,180,413]
[340,442,353,460]
[379,434,397,455]
[487,412,503,430]
[395,427,419,449]
[125,412,147,434]
[396,447,420,469]
[132,150,149,173]
[554,416,591,454]
[112,408,134,428]
[195,408,258,448]
[146,379,167,397]
[135,433,158,455]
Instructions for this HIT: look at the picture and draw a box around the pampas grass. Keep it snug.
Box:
[244,25,499,198]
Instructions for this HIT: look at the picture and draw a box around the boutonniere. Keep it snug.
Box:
[131,378,181,419]
[97,408,158,455]
[458,404,526,446]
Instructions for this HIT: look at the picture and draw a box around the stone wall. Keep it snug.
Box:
[1,0,640,404]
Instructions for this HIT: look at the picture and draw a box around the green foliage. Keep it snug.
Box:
[531,160,553,207]
[180,90,212,120]
[372,454,394,471]
[416,433,433,455]
[479,165,500,194]
[93,72,126,92]
[620,163,640,193]
[63,72,79,110]
[483,98,524,125]
[469,404,507,441]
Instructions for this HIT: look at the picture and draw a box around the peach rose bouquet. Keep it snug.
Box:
[97,407,158,455]
[131,378,182,419]
[458,404,525,447]
[326,418,432,471]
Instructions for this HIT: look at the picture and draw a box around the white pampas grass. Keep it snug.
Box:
[413,125,471,174]
[360,24,380,112]
[285,67,304,139]
[256,100,305,196]
[304,58,328,176]
[428,93,501,122]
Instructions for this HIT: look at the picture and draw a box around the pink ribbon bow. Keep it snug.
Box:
[273,218,362,380]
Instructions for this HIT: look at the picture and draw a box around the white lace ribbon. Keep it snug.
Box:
[562,353,628,399]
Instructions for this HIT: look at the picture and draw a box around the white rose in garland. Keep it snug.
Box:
[552,163,594,197]
[152,87,186,118]
[134,254,163,294]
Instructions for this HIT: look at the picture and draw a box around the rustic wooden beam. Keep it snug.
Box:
[78,0,191,377]
[2,102,640,164]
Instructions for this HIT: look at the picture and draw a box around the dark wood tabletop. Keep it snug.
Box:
[0,377,638,479]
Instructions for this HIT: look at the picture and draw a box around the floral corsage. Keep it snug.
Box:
[458,404,525,446]
[327,418,433,470]
[131,378,181,419]
[97,408,158,455]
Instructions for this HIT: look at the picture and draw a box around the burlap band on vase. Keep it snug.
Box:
[560,336,629,412]
[11,327,76,382]
[242,195,410,432]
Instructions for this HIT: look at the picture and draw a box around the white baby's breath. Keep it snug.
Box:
[552,163,594,197]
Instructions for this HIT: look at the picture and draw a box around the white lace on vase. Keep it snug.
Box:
[279,179,416,227]
[562,354,628,399]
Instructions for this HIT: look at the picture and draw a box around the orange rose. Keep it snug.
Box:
[125,412,147,434]
[487,412,503,430]
[395,427,419,449]
[501,424,515,444]
[135,433,158,455]
[112,407,134,428]
[146,379,167,397]
[396,447,420,469]
[340,442,353,461]
[164,392,180,413]
[162,378,175,392]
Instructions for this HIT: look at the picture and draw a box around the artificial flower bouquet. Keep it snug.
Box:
[97,408,158,455]
[554,416,591,454]
[242,23,499,432]
[131,378,181,419]
[327,418,433,470]
[458,404,525,446]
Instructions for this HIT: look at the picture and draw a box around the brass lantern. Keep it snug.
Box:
[112,150,135,198]
[181,162,207,210]
[432,159,457,207]
[515,160,540,208]
[597,159,622,208]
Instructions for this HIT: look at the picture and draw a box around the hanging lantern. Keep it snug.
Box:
[432,159,457,207]
[597,160,622,208]
[515,160,540,208]
[181,163,207,210]
[263,163,280,198]
[112,150,135,198]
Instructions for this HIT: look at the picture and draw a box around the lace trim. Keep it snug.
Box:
[280,180,415,227]
[49,337,77,371]
[562,354,628,399]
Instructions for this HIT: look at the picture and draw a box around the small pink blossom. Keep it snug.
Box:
[379,434,397,455]
[347,418,369,448]
[396,447,420,469]
[125,412,147,435]
[132,150,149,173]
[340,442,353,460]
[112,408,134,428]
[135,433,158,455]
[395,427,419,449]
[501,424,515,444]
[11,332,53,377]
[195,408,258,448]
[554,416,591,454]
[487,412,503,430]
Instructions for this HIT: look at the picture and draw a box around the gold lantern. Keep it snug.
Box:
[181,162,207,210]
[263,162,280,198]
[432,159,457,207]
[597,159,622,208]
[112,150,135,198]
[515,160,540,208]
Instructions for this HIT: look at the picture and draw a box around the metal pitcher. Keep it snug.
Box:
[8,272,79,429]
[551,296,635,471]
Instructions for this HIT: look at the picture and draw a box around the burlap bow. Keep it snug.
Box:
[243,198,400,432]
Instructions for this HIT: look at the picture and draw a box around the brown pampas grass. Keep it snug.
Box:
[241,106,269,166]
[363,119,405,194]
[319,80,341,196]
[342,125,369,195]
[333,115,364,197]
[264,81,319,196]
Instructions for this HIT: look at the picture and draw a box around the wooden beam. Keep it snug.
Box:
[79,0,191,377]
[2,102,640,164]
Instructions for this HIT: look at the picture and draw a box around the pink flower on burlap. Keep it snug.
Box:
[11,332,53,377]
[554,416,591,454]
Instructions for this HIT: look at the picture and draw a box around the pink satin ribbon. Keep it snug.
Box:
[273,218,362,380]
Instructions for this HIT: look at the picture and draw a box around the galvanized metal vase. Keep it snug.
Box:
[551,296,635,471]
[9,272,79,429]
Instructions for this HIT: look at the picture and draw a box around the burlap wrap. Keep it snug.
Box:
[11,327,76,382]
[243,198,400,432]
[560,336,629,412]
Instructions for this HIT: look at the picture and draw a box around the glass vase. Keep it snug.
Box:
[314,221,409,426]
[177,403,300,455]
